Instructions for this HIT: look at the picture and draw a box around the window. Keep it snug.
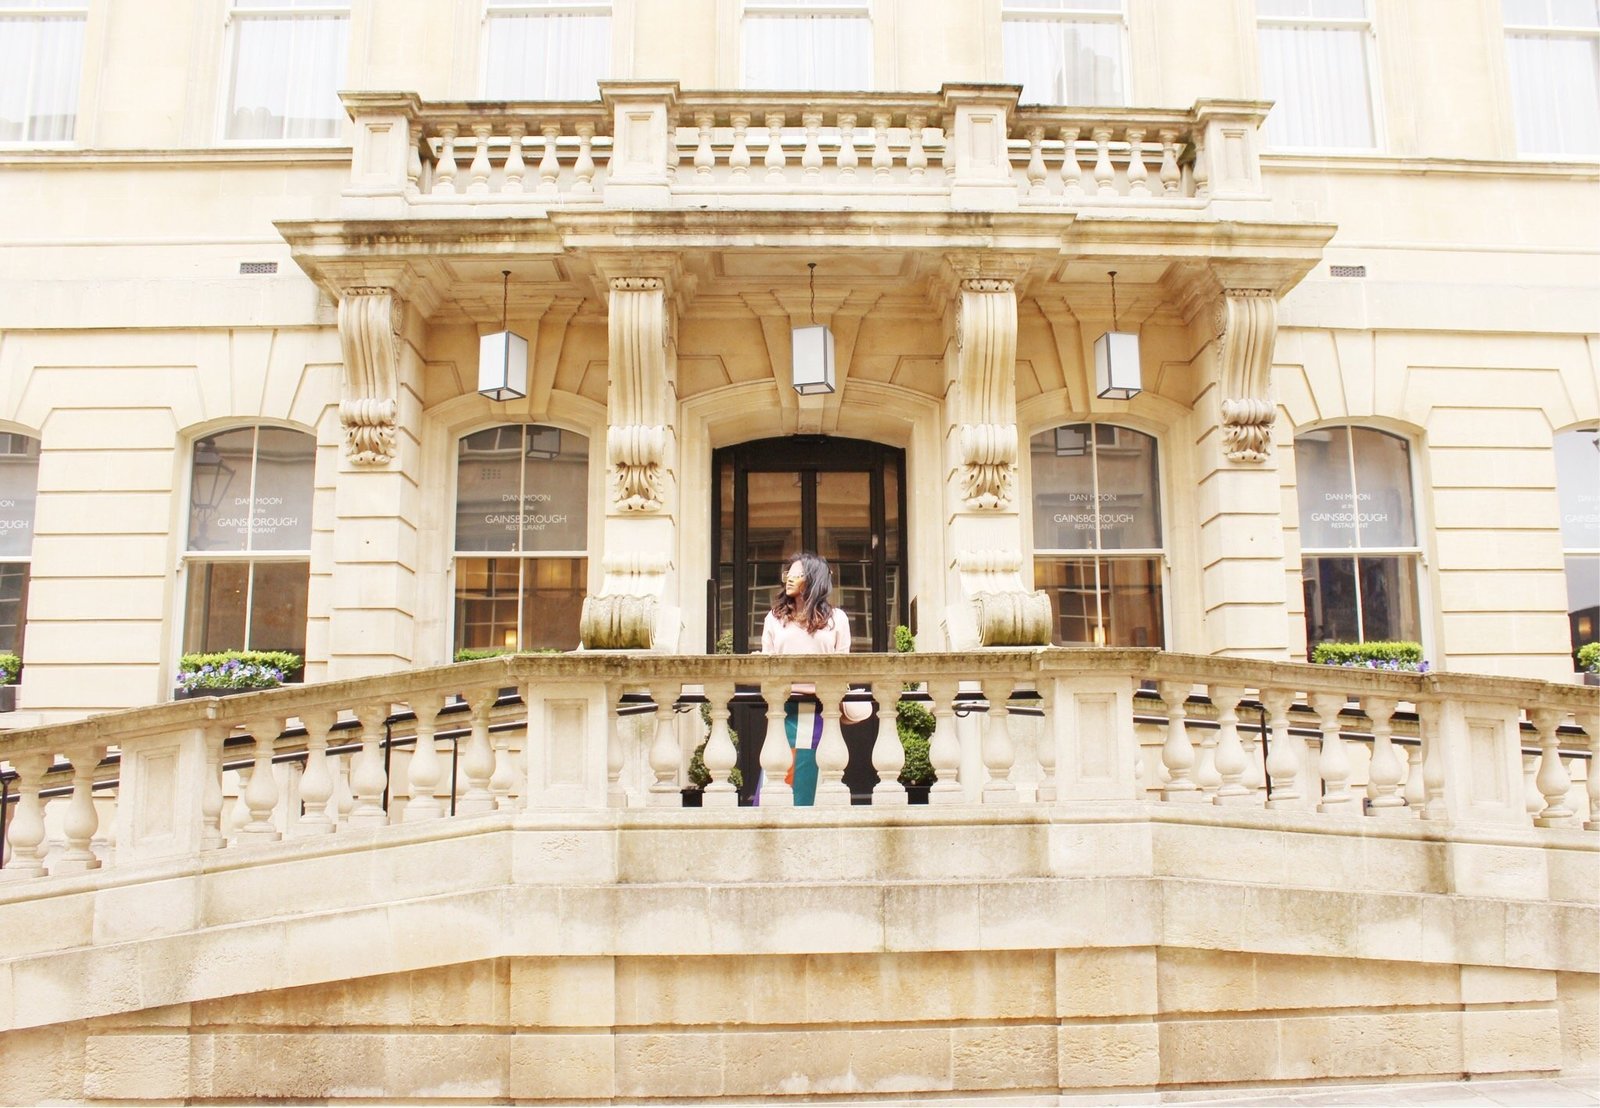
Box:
[454,425,588,652]
[1031,423,1164,647]
[1503,0,1600,156]
[742,0,871,91]
[1256,0,1377,149]
[223,0,349,141]
[1295,426,1420,651]
[183,427,314,661]
[0,1,86,143]
[1555,427,1599,660]
[0,433,40,656]
[483,1,611,100]
[1002,0,1126,107]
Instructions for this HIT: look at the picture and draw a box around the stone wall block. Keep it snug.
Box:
[83,1032,192,1100]
[512,956,617,1028]
[1058,1021,1160,1088]
[510,1031,616,1100]
[952,1023,1057,1090]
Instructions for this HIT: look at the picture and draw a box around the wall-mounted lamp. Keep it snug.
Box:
[1094,270,1141,400]
[478,270,528,401]
[791,261,835,395]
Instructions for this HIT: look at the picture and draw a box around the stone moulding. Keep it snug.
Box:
[971,588,1052,646]
[579,593,659,650]
[336,289,401,466]
[1215,289,1278,463]
[607,424,667,511]
[959,422,1018,509]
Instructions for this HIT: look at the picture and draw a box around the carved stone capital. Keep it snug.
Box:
[609,276,664,292]
[608,424,668,512]
[971,590,1052,646]
[337,290,402,467]
[1213,289,1279,464]
[960,277,1015,294]
[958,423,1018,510]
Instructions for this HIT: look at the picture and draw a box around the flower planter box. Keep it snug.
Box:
[0,685,15,713]
[173,686,277,701]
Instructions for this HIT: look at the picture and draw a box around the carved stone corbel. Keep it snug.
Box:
[337,289,402,466]
[607,276,671,512]
[955,550,1051,647]
[580,550,672,650]
[1214,290,1278,463]
[954,276,1020,509]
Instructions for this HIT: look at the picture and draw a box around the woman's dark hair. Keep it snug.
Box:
[771,551,834,633]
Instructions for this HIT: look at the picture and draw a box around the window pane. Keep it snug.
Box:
[1259,24,1376,148]
[189,428,255,553]
[1003,16,1124,106]
[0,563,29,655]
[1094,426,1161,550]
[520,427,588,552]
[1031,425,1098,551]
[225,12,348,140]
[0,433,40,558]
[1556,428,1600,549]
[520,556,587,650]
[1349,428,1415,547]
[184,561,250,652]
[1296,426,1356,549]
[248,561,309,657]
[455,556,521,652]
[1506,33,1600,155]
[456,427,525,552]
[1567,554,1599,651]
[0,12,84,142]
[1035,555,1163,647]
[1356,555,1419,642]
[1302,555,1360,649]
[248,427,315,551]
[485,11,611,99]
[1031,424,1161,551]
[743,14,871,90]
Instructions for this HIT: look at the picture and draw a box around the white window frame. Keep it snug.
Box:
[1256,0,1382,152]
[1502,0,1600,158]
[481,0,614,101]
[219,0,351,144]
[740,0,872,91]
[1555,425,1600,658]
[0,1,88,146]
[0,431,40,659]
[1001,0,1129,107]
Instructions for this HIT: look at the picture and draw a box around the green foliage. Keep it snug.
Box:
[1310,640,1427,672]
[454,647,511,662]
[0,652,19,685]
[177,650,301,691]
[714,629,734,655]
[893,624,937,786]
[1578,642,1600,674]
[893,623,915,654]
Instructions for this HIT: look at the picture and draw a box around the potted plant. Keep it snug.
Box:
[893,625,938,803]
[175,650,301,699]
[0,651,18,713]
[1310,640,1429,673]
[1578,642,1599,686]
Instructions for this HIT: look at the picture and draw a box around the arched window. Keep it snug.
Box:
[1555,427,1599,659]
[0,432,41,657]
[1030,423,1164,647]
[1294,425,1420,651]
[453,424,588,653]
[183,426,314,661]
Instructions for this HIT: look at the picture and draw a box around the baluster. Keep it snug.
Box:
[467,123,493,195]
[730,113,751,182]
[458,687,499,815]
[701,678,739,807]
[813,677,851,807]
[758,679,794,807]
[228,765,252,840]
[490,721,518,811]
[871,113,892,184]
[5,753,50,876]
[1530,708,1574,826]
[1158,128,1181,195]
[980,679,1018,804]
[1024,125,1047,198]
[606,683,627,809]
[572,123,596,194]
[1523,751,1544,821]
[406,122,424,195]
[1363,696,1405,815]
[334,754,356,827]
[1418,701,1448,821]
[907,113,927,180]
[400,697,444,821]
[870,687,905,806]
[345,702,391,827]
[836,113,859,180]
[1191,132,1210,198]
[1059,126,1083,198]
[1210,686,1252,805]
[238,716,284,842]
[538,124,561,195]
[694,112,715,179]
[1125,128,1149,197]
[51,744,103,872]
[1261,689,1301,808]
[1034,684,1057,805]
[939,121,955,182]
[927,677,962,804]
[201,723,228,850]
[1091,127,1116,195]
[503,123,526,194]
[1310,692,1356,813]
[763,112,787,182]
[1403,741,1426,812]
[801,111,823,183]
[1580,709,1600,830]
[433,123,459,195]
[647,683,683,805]
[1195,707,1221,798]
[296,708,337,834]
[1155,681,1198,801]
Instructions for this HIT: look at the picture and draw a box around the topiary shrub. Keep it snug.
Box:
[894,625,937,787]
[0,652,18,686]
[1311,640,1428,673]
[1578,642,1600,674]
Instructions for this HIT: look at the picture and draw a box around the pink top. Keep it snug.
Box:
[761,608,851,656]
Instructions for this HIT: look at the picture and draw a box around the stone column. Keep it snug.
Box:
[1192,286,1293,658]
[579,267,683,651]
[941,266,1050,650]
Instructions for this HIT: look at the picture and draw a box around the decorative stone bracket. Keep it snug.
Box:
[580,550,675,651]
[337,289,402,466]
[1215,290,1278,463]
[608,424,667,511]
[958,423,1018,509]
[606,275,674,512]
[951,550,1051,648]
[952,274,1021,509]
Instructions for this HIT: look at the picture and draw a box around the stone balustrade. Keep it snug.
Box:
[0,649,1594,881]
[338,85,1271,217]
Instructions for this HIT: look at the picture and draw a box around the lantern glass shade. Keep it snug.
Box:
[791,324,836,395]
[478,330,529,401]
[1094,330,1142,400]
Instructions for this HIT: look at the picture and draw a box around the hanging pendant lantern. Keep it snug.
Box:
[478,269,528,401]
[1094,270,1142,400]
[791,261,835,395]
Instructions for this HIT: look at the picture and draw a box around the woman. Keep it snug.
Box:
[760,551,850,805]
